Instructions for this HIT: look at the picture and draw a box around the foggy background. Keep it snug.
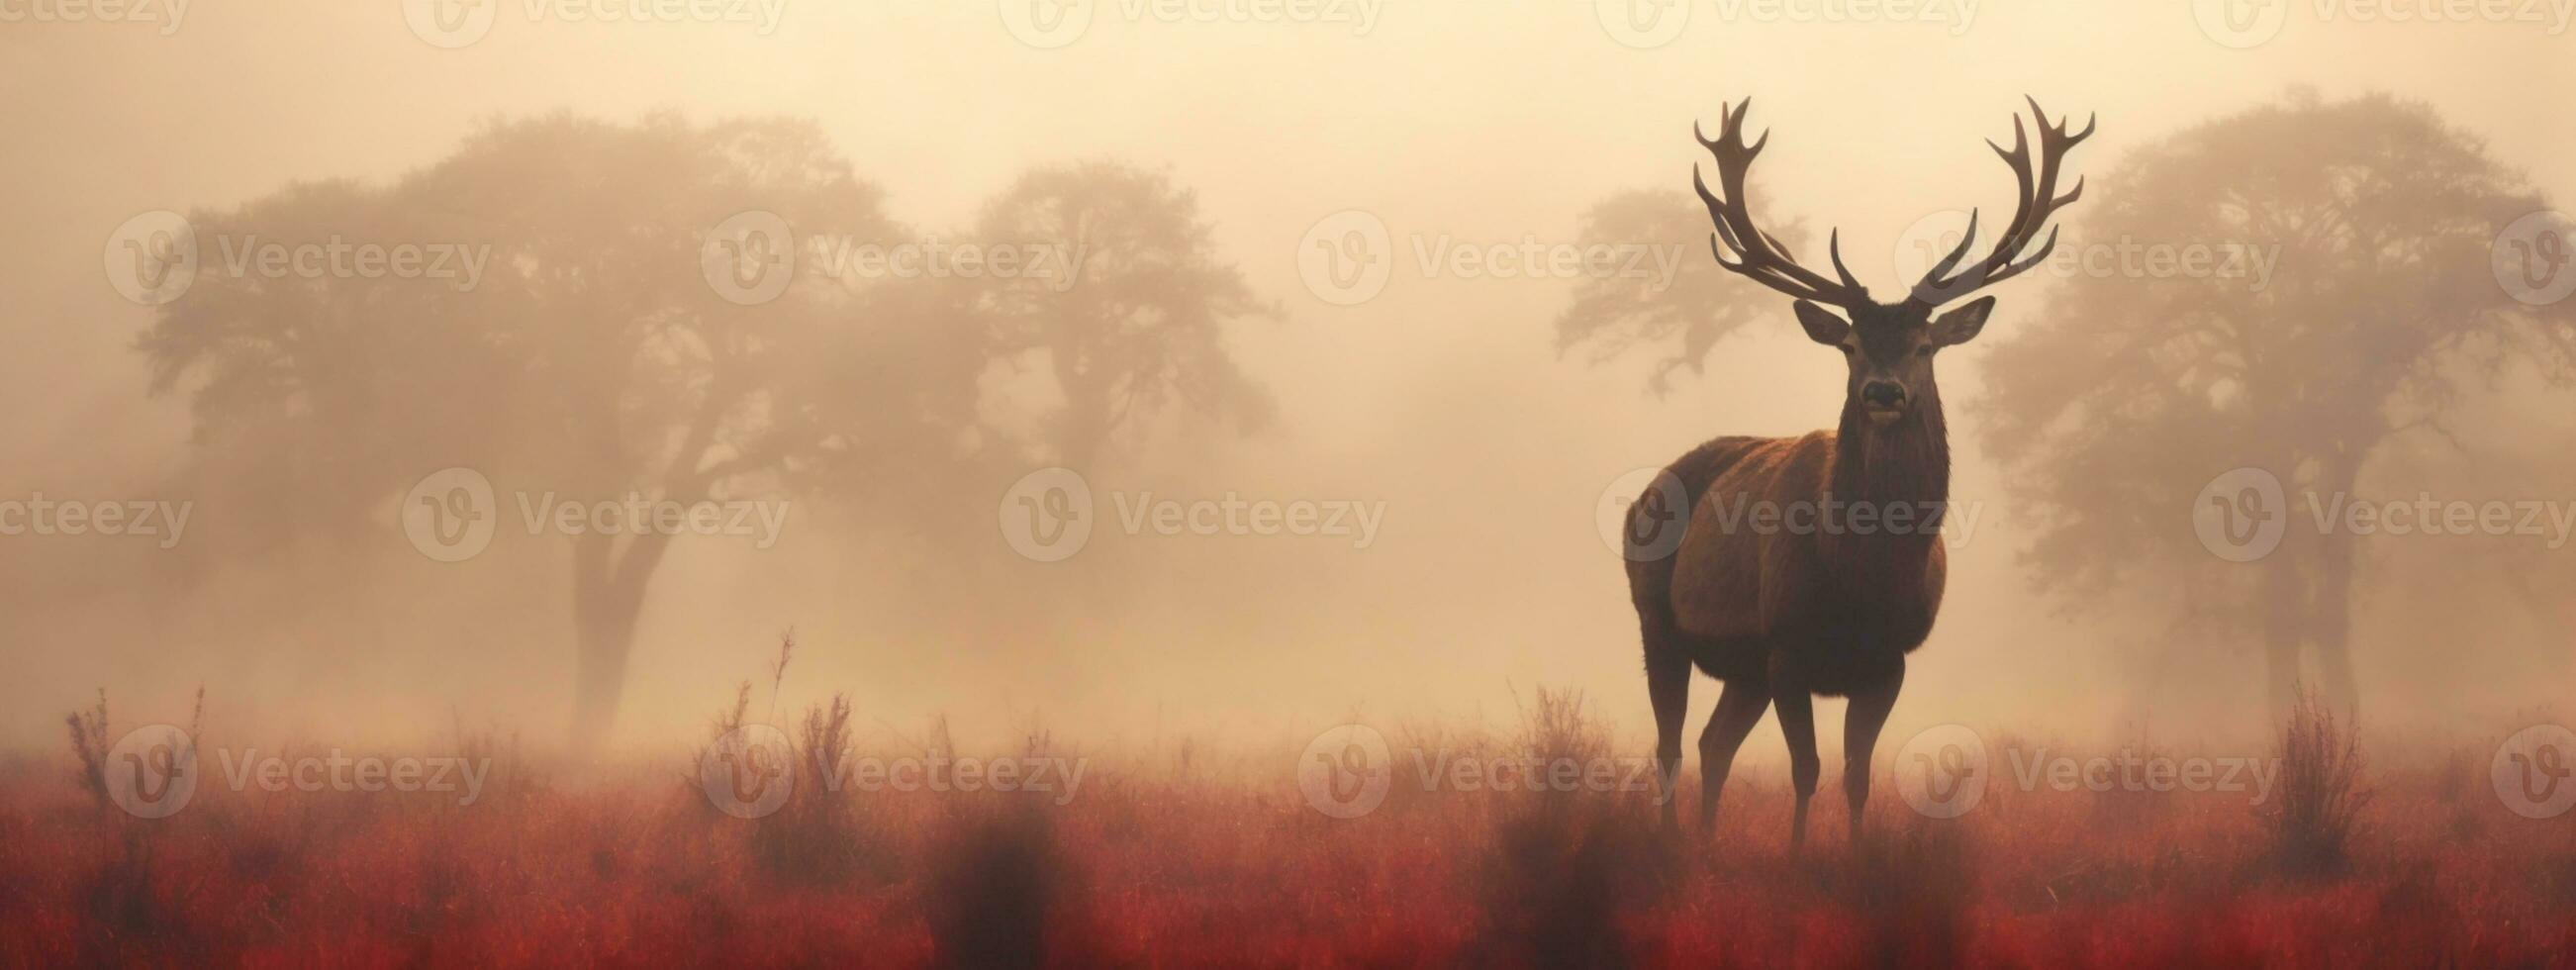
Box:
[4,0,2572,759]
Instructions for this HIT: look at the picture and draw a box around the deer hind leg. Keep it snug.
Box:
[1696,677,1770,831]
[1643,614,1691,832]
[1842,663,1904,848]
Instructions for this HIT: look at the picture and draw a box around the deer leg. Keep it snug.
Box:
[1644,626,1691,832]
[1697,678,1770,831]
[1842,664,1904,848]
[1771,675,1820,857]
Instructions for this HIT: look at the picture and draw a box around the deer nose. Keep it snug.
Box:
[1862,381,1907,408]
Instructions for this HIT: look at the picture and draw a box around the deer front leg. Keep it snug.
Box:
[1697,677,1770,831]
[1843,663,1904,849]
[1770,667,1821,858]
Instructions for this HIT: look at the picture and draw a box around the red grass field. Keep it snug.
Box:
[6,702,2575,969]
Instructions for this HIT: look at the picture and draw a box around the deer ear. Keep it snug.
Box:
[1929,296,1997,346]
[1792,301,1851,347]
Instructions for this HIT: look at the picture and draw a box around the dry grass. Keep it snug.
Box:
[9,683,2576,967]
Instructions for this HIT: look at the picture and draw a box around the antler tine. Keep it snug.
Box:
[1692,98,1871,308]
[1913,97,2096,306]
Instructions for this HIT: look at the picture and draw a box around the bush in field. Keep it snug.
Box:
[1469,686,1663,968]
[2263,690,2373,875]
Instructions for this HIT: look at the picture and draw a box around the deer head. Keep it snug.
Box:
[1693,97,2093,429]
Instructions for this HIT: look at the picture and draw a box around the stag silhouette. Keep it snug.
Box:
[1626,97,2093,850]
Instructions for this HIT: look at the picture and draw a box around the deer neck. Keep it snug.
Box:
[1824,396,1951,570]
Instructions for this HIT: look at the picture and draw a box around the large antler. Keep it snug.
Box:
[1694,98,1870,309]
[1911,96,2096,307]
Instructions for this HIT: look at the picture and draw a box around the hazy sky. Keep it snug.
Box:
[3,1,2570,753]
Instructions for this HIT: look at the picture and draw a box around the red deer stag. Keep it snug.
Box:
[1627,97,2092,849]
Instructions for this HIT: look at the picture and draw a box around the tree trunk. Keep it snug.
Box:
[568,527,680,751]
[2260,555,2308,724]
[2309,447,2366,716]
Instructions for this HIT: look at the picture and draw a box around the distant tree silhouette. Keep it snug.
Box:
[1974,92,2576,716]
[143,114,985,746]
[973,162,1275,469]
[1555,188,1810,394]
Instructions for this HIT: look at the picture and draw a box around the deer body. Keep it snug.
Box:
[1632,98,2090,849]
